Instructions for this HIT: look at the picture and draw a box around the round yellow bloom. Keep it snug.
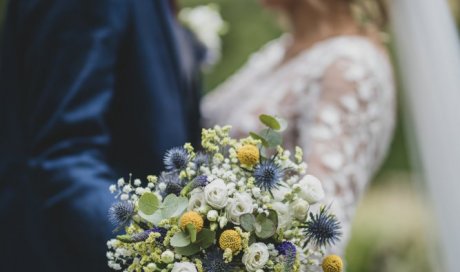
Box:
[219,229,242,252]
[237,145,260,166]
[179,211,204,232]
[322,255,343,272]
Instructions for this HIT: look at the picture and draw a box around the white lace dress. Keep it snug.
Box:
[201,35,396,255]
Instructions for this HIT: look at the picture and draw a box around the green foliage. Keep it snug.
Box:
[240,213,256,232]
[185,223,197,243]
[259,114,281,130]
[171,232,191,247]
[240,212,277,239]
[138,192,160,215]
[139,194,188,225]
[250,114,285,149]
[172,228,216,256]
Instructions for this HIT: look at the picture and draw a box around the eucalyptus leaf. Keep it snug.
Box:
[249,132,268,146]
[186,223,197,243]
[138,210,163,225]
[259,114,281,130]
[267,209,279,229]
[171,232,191,247]
[174,243,201,256]
[255,214,276,239]
[195,229,216,249]
[240,213,256,232]
[138,192,160,215]
[275,117,288,132]
[162,194,188,219]
[261,129,283,147]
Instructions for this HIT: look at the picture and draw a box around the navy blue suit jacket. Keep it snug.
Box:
[0,0,202,271]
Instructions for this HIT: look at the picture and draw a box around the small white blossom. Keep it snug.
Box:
[117,178,125,187]
[219,216,228,229]
[161,250,175,263]
[158,182,167,191]
[109,185,117,193]
[207,210,219,222]
[171,261,197,272]
[134,179,141,186]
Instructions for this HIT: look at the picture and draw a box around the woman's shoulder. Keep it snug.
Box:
[300,35,394,86]
[310,35,392,72]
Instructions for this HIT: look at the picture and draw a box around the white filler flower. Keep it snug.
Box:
[296,175,325,204]
[226,192,253,224]
[242,243,269,272]
[171,262,197,272]
[204,179,228,209]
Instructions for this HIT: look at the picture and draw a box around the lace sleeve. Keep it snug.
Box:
[298,57,395,253]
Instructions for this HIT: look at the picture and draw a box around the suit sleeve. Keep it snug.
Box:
[20,0,129,266]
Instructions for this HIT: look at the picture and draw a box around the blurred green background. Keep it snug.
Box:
[1,0,459,271]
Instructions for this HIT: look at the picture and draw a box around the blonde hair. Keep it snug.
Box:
[349,0,388,30]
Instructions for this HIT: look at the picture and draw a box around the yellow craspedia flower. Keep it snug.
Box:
[322,255,343,272]
[219,229,242,252]
[237,145,260,166]
[179,211,204,232]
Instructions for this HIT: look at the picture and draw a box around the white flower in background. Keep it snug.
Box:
[179,4,228,68]
[226,192,253,224]
[271,202,291,230]
[242,243,269,271]
[271,185,291,202]
[171,262,197,272]
[290,198,310,221]
[204,179,228,209]
[296,175,325,204]
[187,188,207,212]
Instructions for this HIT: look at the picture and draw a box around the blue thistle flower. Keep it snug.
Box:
[253,160,284,191]
[164,147,189,171]
[276,241,297,272]
[159,172,183,196]
[193,175,208,187]
[202,247,235,272]
[194,152,209,168]
[151,227,168,243]
[301,207,342,248]
[108,201,135,231]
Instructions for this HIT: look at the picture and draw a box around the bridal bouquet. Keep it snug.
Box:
[106,115,343,272]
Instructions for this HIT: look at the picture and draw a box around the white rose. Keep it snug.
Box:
[290,199,310,221]
[187,188,207,212]
[242,243,269,271]
[297,175,325,204]
[226,192,254,224]
[204,179,228,209]
[171,262,197,272]
[271,202,291,230]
